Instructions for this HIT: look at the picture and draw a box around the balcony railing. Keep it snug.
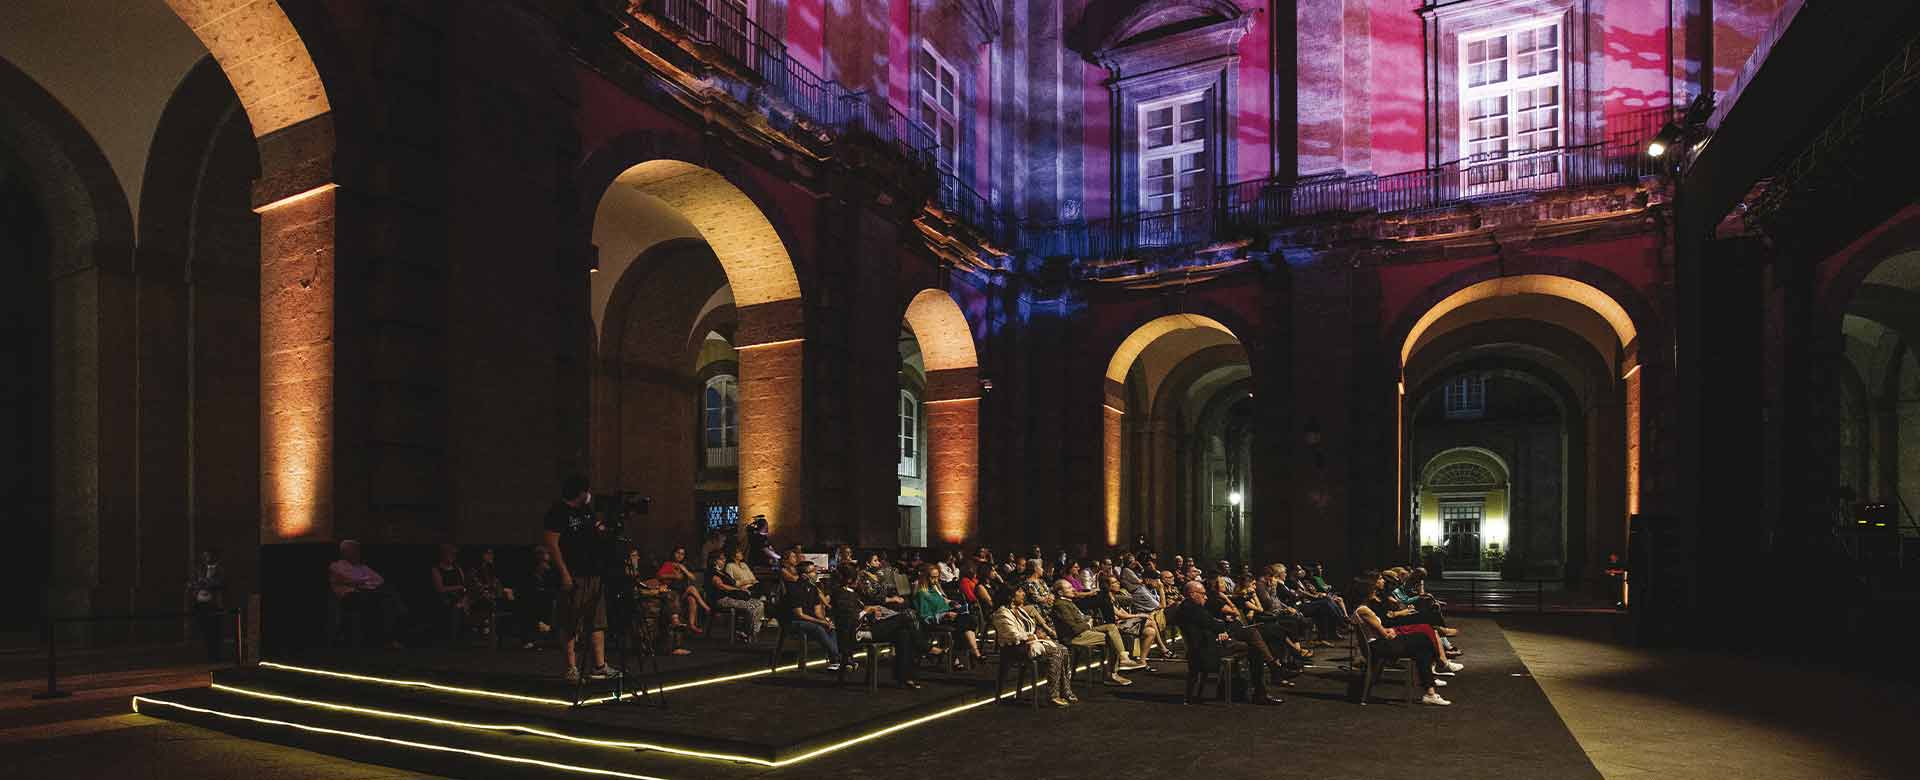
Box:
[638,9,1674,272]
[1221,118,1667,231]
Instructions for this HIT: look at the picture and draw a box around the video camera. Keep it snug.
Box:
[592,491,651,534]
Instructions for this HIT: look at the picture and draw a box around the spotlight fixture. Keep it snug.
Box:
[1646,122,1681,158]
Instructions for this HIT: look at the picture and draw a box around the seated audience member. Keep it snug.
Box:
[699,528,729,570]
[911,564,984,668]
[1049,580,1145,684]
[706,551,765,642]
[467,548,504,636]
[430,543,474,640]
[992,586,1073,707]
[1204,576,1297,673]
[781,560,847,671]
[1364,570,1459,673]
[1212,559,1238,592]
[831,564,925,688]
[859,552,907,607]
[514,545,559,648]
[958,563,993,613]
[1063,562,1098,601]
[779,547,802,585]
[329,540,407,648]
[187,548,227,662]
[1171,580,1279,705]
[1019,560,1053,609]
[1347,576,1452,705]
[1290,564,1347,623]
[833,544,859,570]
[1094,574,1163,663]
[656,546,711,635]
[1256,563,1332,644]
[938,550,962,583]
[723,546,762,594]
[624,548,688,656]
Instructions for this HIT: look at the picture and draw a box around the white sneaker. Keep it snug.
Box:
[1433,668,1457,677]
[1421,693,1452,706]
[1432,678,1447,687]
[1444,660,1464,672]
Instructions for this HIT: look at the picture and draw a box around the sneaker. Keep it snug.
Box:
[1444,660,1464,673]
[1433,668,1457,677]
[1421,692,1452,706]
[1432,678,1448,687]
[587,665,621,680]
[1117,658,1149,671]
[825,662,843,672]
[562,667,581,684]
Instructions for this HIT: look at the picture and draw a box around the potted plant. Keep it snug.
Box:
[1481,543,1506,574]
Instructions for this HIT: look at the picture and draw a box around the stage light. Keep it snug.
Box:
[1647,122,1683,159]
[1228,491,1243,507]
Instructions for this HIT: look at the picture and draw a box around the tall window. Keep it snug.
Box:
[704,375,739,468]
[1444,374,1487,419]
[1137,92,1208,214]
[898,390,919,477]
[1460,21,1562,190]
[917,42,961,176]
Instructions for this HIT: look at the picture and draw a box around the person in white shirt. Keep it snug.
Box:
[991,586,1073,707]
[328,540,406,647]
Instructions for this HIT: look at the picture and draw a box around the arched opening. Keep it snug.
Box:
[1,0,335,624]
[901,289,981,545]
[1105,314,1252,560]
[591,160,805,552]
[1835,250,1920,538]
[1399,273,1639,582]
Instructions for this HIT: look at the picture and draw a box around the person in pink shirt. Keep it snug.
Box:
[329,540,406,648]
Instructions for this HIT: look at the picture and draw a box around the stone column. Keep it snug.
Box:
[254,116,337,543]
[736,299,806,545]
[925,367,981,545]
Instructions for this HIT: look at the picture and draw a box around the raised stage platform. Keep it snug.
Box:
[131,617,1603,780]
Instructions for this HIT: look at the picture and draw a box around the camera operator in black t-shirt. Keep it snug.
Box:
[542,475,620,684]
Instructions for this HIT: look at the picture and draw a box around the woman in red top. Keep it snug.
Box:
[656,546,711,635]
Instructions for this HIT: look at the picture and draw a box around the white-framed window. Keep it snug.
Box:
[1444,374,1487,419]
[917,41,961,176]
[1459,21,1562,191]
[898,390,919,477]
[1137,92,1209,214]
[704,375,739,468]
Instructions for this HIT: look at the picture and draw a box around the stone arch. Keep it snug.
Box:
[164,0,330,138]
[902,289,981,544]
[590,157,808,540]
[1103,313,1249,549]
[1401,274,1640,366]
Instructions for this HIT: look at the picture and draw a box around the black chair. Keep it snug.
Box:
[711,606,754,645]
[1349,621,1419,705]
[993,643,1046,708]
[1069,640,1108,691]
[837,638,886,692]
[767,620,815,674]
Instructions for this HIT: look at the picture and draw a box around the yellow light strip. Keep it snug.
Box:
[922,396,983,405]
[736,337,804,351]
[210,683,777,766]
[252,182,338,214]
[192,656,1100,770]
[131,695,675,780]
[258,652,867,707]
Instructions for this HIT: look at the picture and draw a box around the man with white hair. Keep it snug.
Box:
[328,540,406,648]
[1048,580,1145,685]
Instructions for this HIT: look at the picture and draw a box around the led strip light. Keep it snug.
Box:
[131,695,676,780]
[149,658,1099,771]
[257,651,880,707]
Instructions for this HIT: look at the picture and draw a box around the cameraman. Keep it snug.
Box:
[542,475,619,684]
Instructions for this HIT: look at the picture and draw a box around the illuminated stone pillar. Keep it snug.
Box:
[736,301,806,543]
[1103,403,1125,548]
[925,367,979,544]
[255,120,336,543]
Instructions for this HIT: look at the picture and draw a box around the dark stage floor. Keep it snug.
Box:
[134,616,1600,779]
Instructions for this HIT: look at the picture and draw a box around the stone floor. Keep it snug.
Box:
[4,617,1913,780]
[1498,615,1919,780]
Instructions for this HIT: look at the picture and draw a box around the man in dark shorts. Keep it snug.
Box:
[543,475,618,684]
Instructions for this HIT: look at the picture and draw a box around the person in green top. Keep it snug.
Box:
[911,564,983,668]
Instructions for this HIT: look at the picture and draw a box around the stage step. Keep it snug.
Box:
[132,685,723,780]
[201,664,786,764]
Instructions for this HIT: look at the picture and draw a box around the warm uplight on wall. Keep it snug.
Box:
[737,337,804,540]
[1103,405,1124,547]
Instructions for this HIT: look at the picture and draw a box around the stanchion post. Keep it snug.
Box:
[233,609,245,667]
[33,617,70,700]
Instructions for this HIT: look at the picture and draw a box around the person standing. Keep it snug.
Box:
[542,475,619,684]
[187,548,226,662]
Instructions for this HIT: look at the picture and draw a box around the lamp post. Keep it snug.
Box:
[1228,490,1244,562]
